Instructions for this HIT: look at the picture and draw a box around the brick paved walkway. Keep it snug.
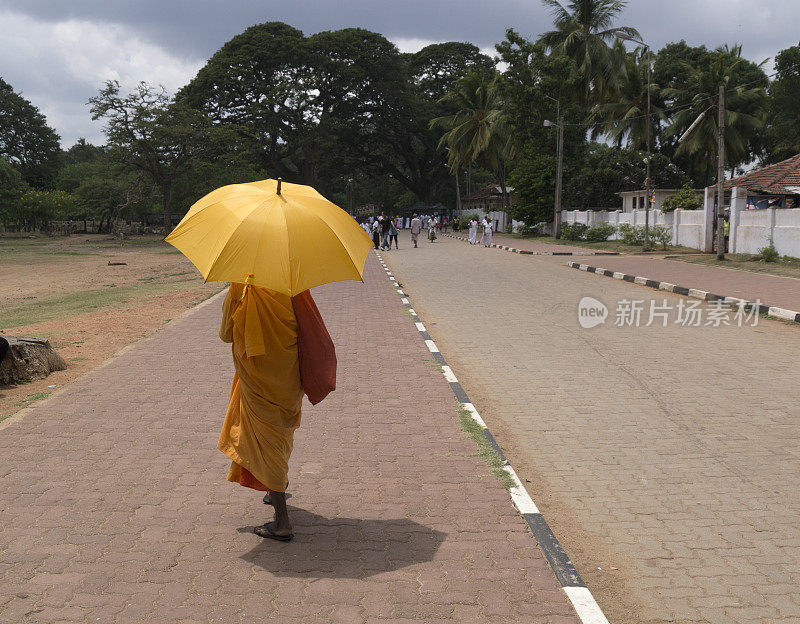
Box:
[0,255,578,623]
[383,235,800,624]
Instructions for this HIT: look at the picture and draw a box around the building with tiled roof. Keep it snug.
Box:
[724,154,800,209]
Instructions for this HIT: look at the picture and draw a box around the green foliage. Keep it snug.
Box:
[90,80,227,229]
[661,184,702,212]
[0,77,62,187]
[618,223,646,245]
[538,0,640,104]
[0,157,28,225]
[16,189,77,228]
[765,42,800,163]
[567,143,687,209]
[759,239,779,262]
[560,222,588,240]
[649,225,672,248]
[663,44,768,184]
[584,222,617,241]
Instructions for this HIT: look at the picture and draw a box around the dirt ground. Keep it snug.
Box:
[0,233,224,420]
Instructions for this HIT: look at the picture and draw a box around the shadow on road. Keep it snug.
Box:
[238,507,447,579]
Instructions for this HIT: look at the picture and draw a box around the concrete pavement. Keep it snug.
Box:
[0,254,579,623]
[383,234,800,624]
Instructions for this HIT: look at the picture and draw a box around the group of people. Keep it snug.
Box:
[357,213,494,249]
[361,213,400,251]
[467,216,494,247]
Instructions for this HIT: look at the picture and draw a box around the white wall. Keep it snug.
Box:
[733,208,800,256]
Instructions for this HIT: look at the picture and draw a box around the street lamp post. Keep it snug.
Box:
[616,31,652,250]
[544,95,563,239]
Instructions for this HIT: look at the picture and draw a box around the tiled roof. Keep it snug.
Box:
[463,184,514,201]
[724,153,800,194]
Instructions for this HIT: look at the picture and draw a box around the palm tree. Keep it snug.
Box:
[664,45,767,182]
[591,46,665,150]
[538,0,640,105]
[430,72,514,211]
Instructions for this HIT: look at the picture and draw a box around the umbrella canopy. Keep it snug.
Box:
[165,179,374,296]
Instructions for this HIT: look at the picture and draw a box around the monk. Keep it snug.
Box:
[218,280,303,541]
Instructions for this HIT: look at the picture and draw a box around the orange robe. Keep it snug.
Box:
[217,283,303,493]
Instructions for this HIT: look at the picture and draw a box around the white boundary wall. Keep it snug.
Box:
[561,208,706,249]
[562,186,800,257]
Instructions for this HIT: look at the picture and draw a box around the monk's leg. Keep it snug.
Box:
[270,492,292,534]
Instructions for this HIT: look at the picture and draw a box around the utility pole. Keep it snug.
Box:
[554,112,564,239]
[716,85,726,260]
[544,95,563,239]
[644,44,652,251]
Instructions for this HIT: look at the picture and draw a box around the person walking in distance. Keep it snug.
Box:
[481,216,493,247]
[379,212,392,251]
[410,213,422,248]
[389,218,399,249]
[468,218,478,245]
[371,218,380,249]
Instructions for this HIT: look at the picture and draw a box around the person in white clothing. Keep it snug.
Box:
[468,218,478,244]
[481,217,493,247]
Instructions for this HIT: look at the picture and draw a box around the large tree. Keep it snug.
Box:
[0,77,61,187]
[497,29,586,225]
[663,45,768,184]
[538,0,639,105]
[590,44,666,151]
[90,80,223,231]
[567,143,687,208]
[765,42,800,163]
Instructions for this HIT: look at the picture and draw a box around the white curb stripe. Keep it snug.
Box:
[461,402,487,428]
[441,365,457,383]
[414,322,426,332]
[504,465,540,514]
[563,587,611,624]
[612,271,625,279]
[769,306,796,321]
[633,276,648,285]
[425,340,439,352]
[688,288,708,300]
[401,297,409,304]
[659,282,676,292]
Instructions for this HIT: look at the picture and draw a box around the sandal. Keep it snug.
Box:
[254,521,293,541]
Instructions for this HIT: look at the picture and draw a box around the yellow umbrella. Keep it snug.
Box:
[165,179,374,296]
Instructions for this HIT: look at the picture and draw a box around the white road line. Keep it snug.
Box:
[563,587,611,624]
[769,306,796,321]
[460,402,487,428]
[504,465,540,514]
[425,340,439,352]
[441,365,457,383]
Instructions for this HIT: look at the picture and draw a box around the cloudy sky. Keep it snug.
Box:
[0,0,796,147]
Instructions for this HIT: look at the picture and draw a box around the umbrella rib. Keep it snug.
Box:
[297,203,365,289]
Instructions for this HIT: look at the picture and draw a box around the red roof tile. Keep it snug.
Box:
[724,153,800,194]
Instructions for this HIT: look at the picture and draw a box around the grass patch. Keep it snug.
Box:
[69,357,89,362]
[0,279,204,329]
[457,407,516,491]
[10,391,51,407]
[504,233,696,255]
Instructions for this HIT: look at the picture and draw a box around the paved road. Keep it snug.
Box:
[383,235,800,624]
[0,255,578,623]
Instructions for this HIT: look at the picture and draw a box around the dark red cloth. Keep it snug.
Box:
[292,290,336,405]
[239,467,269,491]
